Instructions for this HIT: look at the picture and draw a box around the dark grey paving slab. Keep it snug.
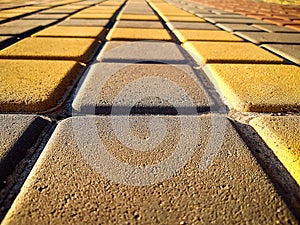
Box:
[166,21,219,30]
[216,23,262,32]
[0,115,50,187]
[97,41,188,63]
[252,24,299,33]
[235,31,300,44]
[262,44,300,64]
[58,18,109,27]
[2,115,297,224]
[73,62,211,114]
[205,18,269,24]
[114,20,164,28]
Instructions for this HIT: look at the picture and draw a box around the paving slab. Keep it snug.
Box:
[70,13,114,19]
[250,116,300,185]
[72,63,210,114]
[106,28,173,41]
[216,23,261,32]
[0,36,13,46]
[33,26,106,38]
[117,14,159,21]
[252,24,299,33]
[161,15,206,22]
[184,41,284,65]
[235,31,300,44]
[203,64,300,112]
[1,115,298,224]
[0,37,99,62]
[4,19,57,27]
[22,14,69,20]
[261,44,300,65]
[204,17,269,24]
[173,29,243,42]
[58,19,110,27]
[114,20,164,28]
[39,8,79,14]
[166,21,219,30]
[0,59,84,112]
[0,115,50,186]
[0,24,40,35]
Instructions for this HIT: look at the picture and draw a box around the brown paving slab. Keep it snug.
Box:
[203,64,300,112]
[166,21,219,30]
[1,115,298,224]
[216,23,261,32]
[261,44,300,64]
[114,20,164,28]
[106,28,173,41]
[173,29,243,42]
[184,41,283,65]
[250,116,300,186]
[58,19,109,27]
[0,115,50,186]
[0,37,99,62]
[33,26,106,38]
[0,59,84,112]
[286,24,300,31]
[252,24,299,33]
[235,31,300,44]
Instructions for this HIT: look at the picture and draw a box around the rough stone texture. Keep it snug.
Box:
[166,21,219,30]
[58,19,110,27]
[216,23,261,32]
[117,14,159,21]
[161,15,206,22]
[183,41,284,65]
[0,115,50,186]
[235,32,300,44]
[250,116,300,185]
[72,63,211,114]
[97,41,188,63]
[261,44,300,64]
[252,24,299,33]
[106,28,173,41]
[114,20,164,28]
[0,37,99,62]
[203,64,300,112]
[1,116,297,224]
[33,25,106,38]
[0,59,84,112]
[173,29,243,42]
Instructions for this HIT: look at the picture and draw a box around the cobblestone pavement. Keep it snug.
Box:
[0,0,299,224]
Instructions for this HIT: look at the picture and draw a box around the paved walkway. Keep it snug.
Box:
[0,0,299,224]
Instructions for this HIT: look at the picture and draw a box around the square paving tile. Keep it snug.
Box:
[70,13,114,19]
[252,24,299,33]
[166,22,219,30]
[114,20,164,28]
[216,23,261,32]
[161,15,206,22]
[117,14,159,21]
[205,17,269,24]
[261,44,300,64]
[58,19,109,27]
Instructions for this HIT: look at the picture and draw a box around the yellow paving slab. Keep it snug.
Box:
[203,64,300,112]
[0,37,99,62]
[173,30,243,43]
[106,27,173,41]
[70,13,114,19]
[80,9,118,13]
[33,26,106,38]
[0,12,25,18]
[250,116,300,185]
[117,14,159,21]
[161,15,205,22]
[183,41,284,65]
[0,59,83,112]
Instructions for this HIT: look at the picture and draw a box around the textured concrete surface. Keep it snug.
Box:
[2,116,297,224]
[250,116,300,185]
[166,21,219,30]
[173,29,243,42]
[183,41,284,65]
[261,44,300,65]
[0,115,50,186]
[72,63,211,114]
[0,37,99,62]
[0,59,83,112]
[106,28,173,41]
[203,64,300,112]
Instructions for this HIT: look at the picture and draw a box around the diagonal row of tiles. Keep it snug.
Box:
[0,0,300,223]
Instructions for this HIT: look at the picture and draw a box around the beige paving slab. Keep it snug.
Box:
[70,13,114,19]
[203,64,300,112]
[173,29,243,42]
[183,41,284,65]
[0,115,50,186]
[166,21,219,30]
[106,28,173,41]
[250,116,300,185]
[33,26,106,38]
[161,15,206,22]
[114,20,164,28]
[117,14,159,21]
[216,23,261,32]
[0,59,84,112]
[1,115,297,224]
[58,19,109,27]
[0,37,99,62]
[22,14,68,20]
[252,24,299,33]
[261,44,300,65]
